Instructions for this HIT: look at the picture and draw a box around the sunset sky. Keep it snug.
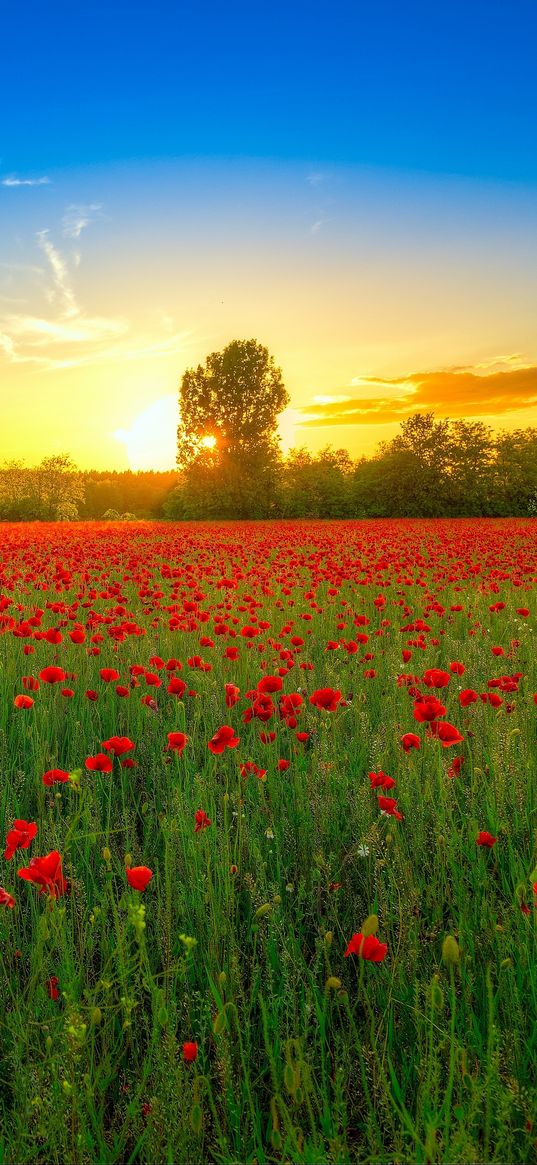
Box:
[1,0,536,470]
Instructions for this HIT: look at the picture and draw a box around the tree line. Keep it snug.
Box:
[1,417,537,521]
[2,339,537,521]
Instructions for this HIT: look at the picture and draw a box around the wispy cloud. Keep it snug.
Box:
[310,219,323,234]
[307,172,325,186]
[297,358,537,427]
[62,203,103,239]
[36,229,78,316]
[1,175,50,187]
[0,219,190,371]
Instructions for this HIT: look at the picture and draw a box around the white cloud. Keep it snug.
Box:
[310,219,323,234]
[36,229,78,316]
[0,220,191,372]
[62,203,103,240]
[2,175,50,187]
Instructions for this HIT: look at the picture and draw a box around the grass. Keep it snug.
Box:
[0,518,535,1165]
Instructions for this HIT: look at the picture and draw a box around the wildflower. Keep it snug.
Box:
[344,932,388,962]
[476,831,497,848]
[183,1041,198,1062]
[208,725,240,754]
[194,810,212,832]
[4,819,37,860]
[18,851,68,898]
[126,866,153,891]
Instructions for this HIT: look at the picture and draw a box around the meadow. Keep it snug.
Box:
[0,518,535,1165]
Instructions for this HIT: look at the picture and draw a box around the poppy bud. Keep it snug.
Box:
[325,976,342,991]
[102,847,111,862]
[124,853,132,868]
[442,935,460,966]
[361,914,378,937]
[254,903,272,919]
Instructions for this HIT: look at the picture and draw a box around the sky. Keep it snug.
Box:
[1,0,537,470]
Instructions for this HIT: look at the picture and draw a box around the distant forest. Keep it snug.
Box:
[1,413,537,521]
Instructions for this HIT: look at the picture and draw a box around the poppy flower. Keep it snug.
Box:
[42,768,70,786]
[14,694,34,709]
[0,887,16,909]
[422,668,451,689]
[309,688,341,712]
[428,720,464,747]
[39,666,67,684]
[126,865,153,891]
[183,1041,198,1062]
[46,976,60,1000]
[459,689,478,707]
[194,809,212,832]
[166,731,188,755]
[368,771,396,790]
[377,795,403,821]
[413,696,446,722]
[99,667,120,682]
[208,725,240,754]
[85,753,113,773]
[401,732,420,753]
[257,675,283,694]
[225,683,241,707]
[344,932,388,962]
[4,819,37,860]
[476,831,497,848]
[18,851,68,898]
[102,735,135,756]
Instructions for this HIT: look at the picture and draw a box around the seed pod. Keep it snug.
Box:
[442,935,460,966]
[361,914,378,937]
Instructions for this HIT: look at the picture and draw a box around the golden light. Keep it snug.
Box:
[200,434,217,450]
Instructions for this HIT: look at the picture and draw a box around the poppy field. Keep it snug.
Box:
[1,518,536,1165]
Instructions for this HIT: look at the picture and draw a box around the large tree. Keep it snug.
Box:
[176,339,289,469]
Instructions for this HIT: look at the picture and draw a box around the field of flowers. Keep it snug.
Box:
[0,518,536,1165]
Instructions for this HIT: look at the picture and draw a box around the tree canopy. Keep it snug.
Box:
[176,339,289,468]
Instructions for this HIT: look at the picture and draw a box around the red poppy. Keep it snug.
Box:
[99,667,120,682]
[42,768,70,786]
[18,851,68,898]
[476,831,497,848]
[377,795,403,821]
[85,753,113,773]
[401,732,420,752]
[4,819,37,860]
[183,1041,198,1062]
[344,932,388,962]
[14,694,34,709]
[422,668,451,689]
[39,666,67,684]
[257,675,283,694]
[459,689,478,707]
[46,976,60,1000]
[368,771,396,790]
[166,731,188,755]
[428,720,464,747]
[194,809,212,832]
[309,688,341,712]
[126,865,153,891]
[413,695,446,722]
[208,725,240,754]
[102,735,135,756]
[0,887,16,908]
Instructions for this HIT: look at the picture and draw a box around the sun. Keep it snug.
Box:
[200,434,217,450]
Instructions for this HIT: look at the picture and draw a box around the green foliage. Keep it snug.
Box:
[176,338,289,469]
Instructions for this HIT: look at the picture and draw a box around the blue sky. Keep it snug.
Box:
[2,0,536,181]
[1,0,537,470]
